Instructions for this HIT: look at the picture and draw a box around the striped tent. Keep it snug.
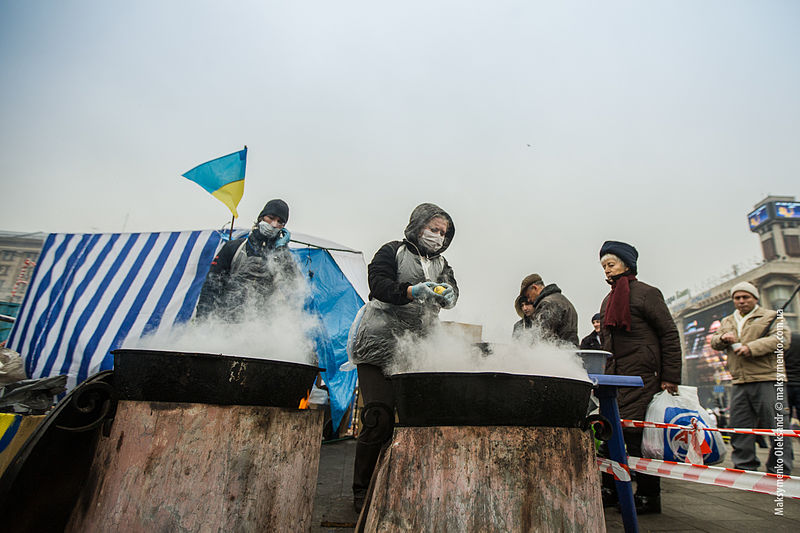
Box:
[6,230,367,429]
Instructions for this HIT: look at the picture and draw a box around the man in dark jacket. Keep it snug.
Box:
[580,313,604,350]
[195,199,298,320]
[518,274,579,346]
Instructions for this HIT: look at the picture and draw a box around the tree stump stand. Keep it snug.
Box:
[67,401,323,532]
[360,426,604,532]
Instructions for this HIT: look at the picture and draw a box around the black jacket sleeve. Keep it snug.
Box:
[367,241,412,305]
[579,334,593,350]
[195,238,242,318]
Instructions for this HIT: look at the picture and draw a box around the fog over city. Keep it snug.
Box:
[1,1,798,341]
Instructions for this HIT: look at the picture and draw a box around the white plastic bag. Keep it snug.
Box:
[308,383,329,406]
[340,304,367,372]
[0,348,27,385]
[642,385,727,465]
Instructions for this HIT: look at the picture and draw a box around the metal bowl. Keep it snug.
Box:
[112,349,322,408]
[391,372,593,427]
[575,350,612,375]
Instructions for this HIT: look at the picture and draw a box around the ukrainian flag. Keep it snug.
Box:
[182,147,247,218]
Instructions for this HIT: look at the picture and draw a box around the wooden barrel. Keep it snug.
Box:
[66,400,323,532]
[359,426,604,532]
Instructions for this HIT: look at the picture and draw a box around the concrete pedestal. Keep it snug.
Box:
[360,426,604,533]
[67,400,323,532]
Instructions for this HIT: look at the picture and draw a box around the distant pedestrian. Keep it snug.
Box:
[710,281,793,476]
[579,313,603,351]
[598,240,682,514]
[516,273,579,346]
[512,275,538,340]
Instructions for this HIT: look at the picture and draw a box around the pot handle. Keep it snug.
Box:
[582,413,613,442]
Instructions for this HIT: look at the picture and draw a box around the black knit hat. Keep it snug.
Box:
[591,313,602,322]
[599,241,638,275]
[259,199,289,224]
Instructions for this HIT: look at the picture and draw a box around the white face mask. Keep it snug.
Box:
[258,221,281,239]
[419,229,445,253]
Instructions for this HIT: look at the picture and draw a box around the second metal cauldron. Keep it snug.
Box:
[391,372,593,427]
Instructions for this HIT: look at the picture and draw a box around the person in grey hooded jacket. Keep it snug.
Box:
[350,203,458,512]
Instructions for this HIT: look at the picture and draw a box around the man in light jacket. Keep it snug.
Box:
[711,281,793,475]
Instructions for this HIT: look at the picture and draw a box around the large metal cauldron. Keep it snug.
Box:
[391,372,593,427]
[113,349,321,407]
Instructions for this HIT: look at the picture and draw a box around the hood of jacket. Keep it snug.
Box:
[402,203,455,257]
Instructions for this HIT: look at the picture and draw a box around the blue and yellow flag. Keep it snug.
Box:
[182,147,247,218]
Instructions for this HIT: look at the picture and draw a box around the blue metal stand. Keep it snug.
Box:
[590,374,644,533]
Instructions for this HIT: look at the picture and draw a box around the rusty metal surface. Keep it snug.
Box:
[363,426,604,532]
[67,400,324,533]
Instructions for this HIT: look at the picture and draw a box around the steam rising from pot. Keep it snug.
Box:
[128,254,320,365]
[388,322,590,382]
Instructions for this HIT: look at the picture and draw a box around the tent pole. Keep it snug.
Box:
[229,215,234,240]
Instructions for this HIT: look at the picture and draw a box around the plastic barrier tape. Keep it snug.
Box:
[597,457,632,482]
[598,457,800,499]
[622,419,800,438]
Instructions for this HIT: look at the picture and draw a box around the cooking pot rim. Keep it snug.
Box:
[390,371,592,384]
[112,348,324,372]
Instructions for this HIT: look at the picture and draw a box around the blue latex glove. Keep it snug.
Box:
[275,228,291,247]
[437,283,457,308]
[410,281,437,301]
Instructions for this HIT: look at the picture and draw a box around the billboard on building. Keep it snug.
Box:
[747,205,770,230]
[682,300,735,406]
[774,201,800,220]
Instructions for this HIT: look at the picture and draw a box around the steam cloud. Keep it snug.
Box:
[128,254,320,365]
[388,321,590,382]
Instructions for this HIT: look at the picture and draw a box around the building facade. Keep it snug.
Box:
[670,196,800,409]
[0,232,46,303]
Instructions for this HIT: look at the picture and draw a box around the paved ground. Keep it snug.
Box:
[312,437,799,532]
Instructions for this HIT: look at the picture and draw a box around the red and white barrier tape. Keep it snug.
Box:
[597,457,632,482]
[598,457,800,499]
[621,419,800,438]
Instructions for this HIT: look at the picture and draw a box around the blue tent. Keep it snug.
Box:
[6,229,367,430]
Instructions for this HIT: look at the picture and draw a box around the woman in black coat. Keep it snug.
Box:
[598,240,682,514]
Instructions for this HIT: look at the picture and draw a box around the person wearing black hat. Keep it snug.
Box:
[597,240,682,514]
[195,199,298,319]
[579,313,604,350]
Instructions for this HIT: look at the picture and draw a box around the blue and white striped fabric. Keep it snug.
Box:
[6,230,221,390]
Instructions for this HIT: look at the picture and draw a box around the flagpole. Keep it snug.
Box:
[229,145,247,241]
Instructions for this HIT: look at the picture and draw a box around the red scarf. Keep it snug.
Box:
[605,273,637,332]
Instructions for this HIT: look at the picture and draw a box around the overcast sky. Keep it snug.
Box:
[1,1,798,342]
